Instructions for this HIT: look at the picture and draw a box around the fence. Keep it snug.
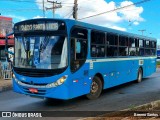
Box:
[0,62,12,80]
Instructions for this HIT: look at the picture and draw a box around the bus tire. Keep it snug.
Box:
[137,68,143,83]
[86,76,102,100]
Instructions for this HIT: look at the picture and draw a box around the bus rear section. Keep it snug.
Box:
[85,30,156,99]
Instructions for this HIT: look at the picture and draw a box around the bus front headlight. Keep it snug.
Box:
[46,75,68,88]
[12,74,15,79]
[58,76,67,84]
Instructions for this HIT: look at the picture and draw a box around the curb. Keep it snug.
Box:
[0,80,12,92]
[0,85,12,92]
[100,100,160,118]
[123,100,160,111]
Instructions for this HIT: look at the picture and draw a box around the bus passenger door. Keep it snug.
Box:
[70,37,89,97]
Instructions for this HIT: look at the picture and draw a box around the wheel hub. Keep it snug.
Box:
[91,81,98,94]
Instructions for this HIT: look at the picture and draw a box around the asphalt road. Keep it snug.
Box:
[0,69,160,120]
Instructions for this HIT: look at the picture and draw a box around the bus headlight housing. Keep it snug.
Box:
[14,74,68,89]
[46,75,68,88]
[12,74,15,79]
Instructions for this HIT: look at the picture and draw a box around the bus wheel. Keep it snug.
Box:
[137,68,142,83]
[86,76,102,100]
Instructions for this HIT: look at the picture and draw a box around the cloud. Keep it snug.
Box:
[33,15,44,19]
[133,21,139,25]
[36,0,144,30]
[118,1,144,22]
[109,26,127,31]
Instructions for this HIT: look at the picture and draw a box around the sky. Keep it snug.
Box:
[0,0,160,45]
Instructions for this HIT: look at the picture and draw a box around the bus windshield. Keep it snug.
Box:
[14,35,68,70]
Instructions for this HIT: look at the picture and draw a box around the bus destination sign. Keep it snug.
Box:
[20,23,45,31]
[15,22,63,32]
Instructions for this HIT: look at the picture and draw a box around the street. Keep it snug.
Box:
[0,69,160,119]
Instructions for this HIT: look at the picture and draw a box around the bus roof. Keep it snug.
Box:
[15,18,157,41]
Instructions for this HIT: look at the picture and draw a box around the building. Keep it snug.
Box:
[0,16,14,62]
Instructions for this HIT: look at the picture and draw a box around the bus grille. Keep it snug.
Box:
[14,69,53,77]
[20,81,48,86]
[13,67,67,77]
[22,87,46,95]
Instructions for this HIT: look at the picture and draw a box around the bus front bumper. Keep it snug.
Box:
[12,78,70,100]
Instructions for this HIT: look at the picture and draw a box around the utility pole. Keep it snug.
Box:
[46,0,62,18]
[138,29,146,35]
[43,0,45,17]
[73,0,78,20]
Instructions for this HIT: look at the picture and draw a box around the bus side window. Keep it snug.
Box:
[106,33,118,57]
[119,36,128,56]
[91,46,96,57]
[128,38,139,56]
[91,30,105,57]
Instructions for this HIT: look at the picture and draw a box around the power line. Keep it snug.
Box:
[68,11,74,19]
[46,0,62,18]
[0,0,74,5]
[0,0,42,3]
[0,8,40,11]
[63,9,73,18]
[78,0,151,20]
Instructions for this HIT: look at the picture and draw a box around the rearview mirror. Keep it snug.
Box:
[5,33,14,62]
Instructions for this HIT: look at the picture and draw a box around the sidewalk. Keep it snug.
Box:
[0,79,12,92]
[82,100,160,119]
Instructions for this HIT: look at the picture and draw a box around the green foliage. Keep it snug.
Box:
[157,61,160,65]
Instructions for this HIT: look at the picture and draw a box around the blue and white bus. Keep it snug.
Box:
[6,18,157,100]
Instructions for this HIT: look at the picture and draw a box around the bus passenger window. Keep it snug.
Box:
[139,40,143,47]
[107,46,118,57]
[151,41,156,48]
[145,49,151,56]
[119,36,128,56]
[119,36,128,46]
[129,48,139,56]
[91,30,105,58]
[119,47,128,56]
[91,45,105,57]
[91,31,105,44]
[106,33,118,57]
[91,46,96,57]
[145,41,150,48]
[139,48,144,56]
[129,38,135,47]
[151,49,156,55]
[98,46,105,57]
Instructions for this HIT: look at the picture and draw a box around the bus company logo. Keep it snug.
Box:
[2,112,11,117]
[20,77,26,81]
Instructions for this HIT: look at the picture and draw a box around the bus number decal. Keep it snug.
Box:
[139,60,144,65]
[90,61,93,69]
